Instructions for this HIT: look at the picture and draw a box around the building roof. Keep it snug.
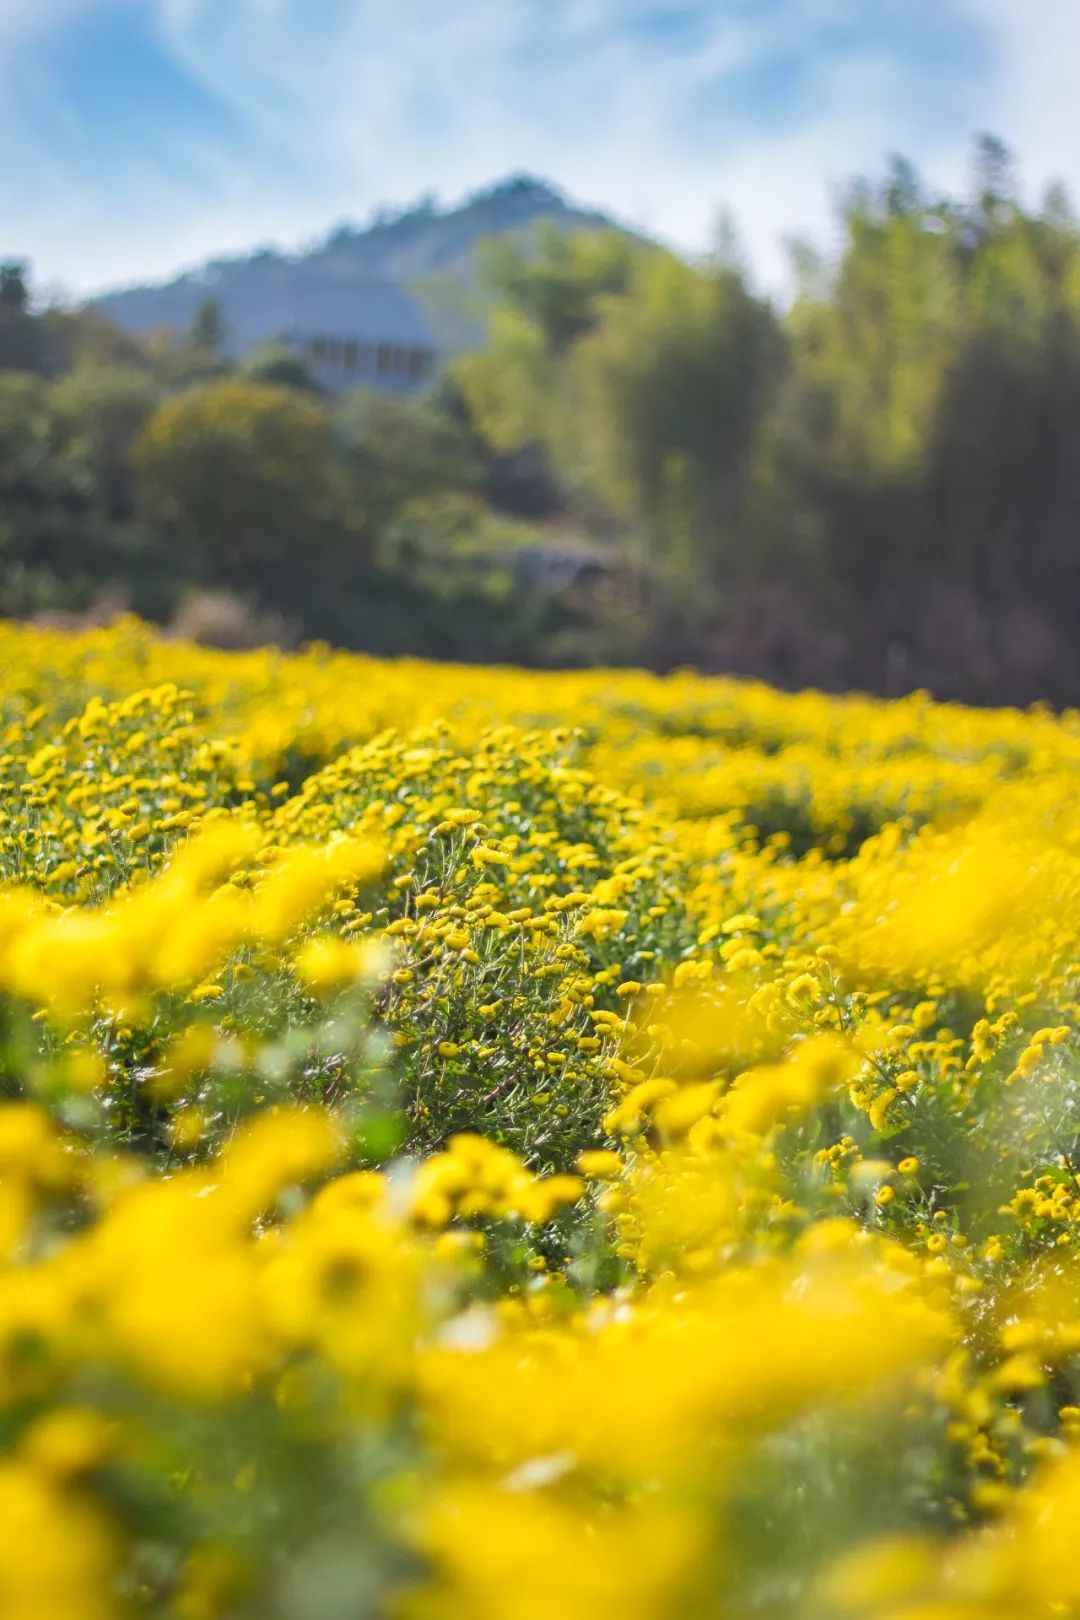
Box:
[225,275,439,354]
[93,269,439,359]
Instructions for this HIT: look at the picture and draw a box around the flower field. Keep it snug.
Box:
[6,618,1080,1618]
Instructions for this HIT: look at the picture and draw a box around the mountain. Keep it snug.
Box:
[89,176,639,366]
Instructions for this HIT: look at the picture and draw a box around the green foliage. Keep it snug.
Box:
[479,223,641,356]
[0,371,164,616]
[453,226,653,451]
[0,262,28,313]
[43,305,155,376]
[0,372,55,493]
[134,380,360,603]
[364,494,610,665]
[453,304,554,451]
[335,389,481,528]
[0,261,50,373]
[242,341,320,393]
[567,253,782,593]
[51,365,160,520]
[455,225,782,615]
[190,295,227,356]
[8,146,1080,701]
[759,144,1080,671]
[785,184,961,478]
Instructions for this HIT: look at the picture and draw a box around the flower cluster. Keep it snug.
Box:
[1,616,1080,1616]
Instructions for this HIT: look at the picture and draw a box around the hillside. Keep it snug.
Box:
[89,175,639,358]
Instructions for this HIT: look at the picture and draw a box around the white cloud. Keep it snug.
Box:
[4,0,1080,295]
[142,0,981,289]
[958,0,1080,204]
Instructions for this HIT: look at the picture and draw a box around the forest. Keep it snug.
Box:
[4,138,1080,703]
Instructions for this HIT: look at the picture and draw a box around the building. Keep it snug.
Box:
[94,270,443,397]
[277,280,440,395]
[296,332,436,392]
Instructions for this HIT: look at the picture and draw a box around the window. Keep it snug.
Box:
[310,337,328,361]
[343,340,358,372]
[407,347,429,379]
[376,344,393,374]
[327,339,343,367]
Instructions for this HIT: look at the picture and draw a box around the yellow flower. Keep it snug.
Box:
[293,935,367,992]
[868,1088,899,1132]
[575,1150,624,1180]
[20,1408,115,1479]
[470,844,512,867]
[0,1460,121,1620]
[188,981,224,1003]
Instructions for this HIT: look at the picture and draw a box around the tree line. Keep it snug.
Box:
[0,264,576,661]
[6,138,1080,701]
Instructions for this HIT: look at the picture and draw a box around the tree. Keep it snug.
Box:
[189,297,227,357]
[756,158,964,612]
[0,261,50,373]
[927,196,1080,617]
[134,381,359,608]
[0,263,29,313]
[51,365,160,521]
[334,390,481,532]
[753,137,1080,697]
[971,134,1017,233]
[453,227,653,452]
[242,341,319,392]
[0,373,72,609]
[0,372,155,614]
[0,373,58,499]
[567,253,783,599]
[479,224,641,357]
[42,307,154,376]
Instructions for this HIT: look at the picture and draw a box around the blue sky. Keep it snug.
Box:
[1,0,1076,297]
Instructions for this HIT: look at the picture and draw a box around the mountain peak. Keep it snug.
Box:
[89,173,642,373]
[468,174,569,206]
